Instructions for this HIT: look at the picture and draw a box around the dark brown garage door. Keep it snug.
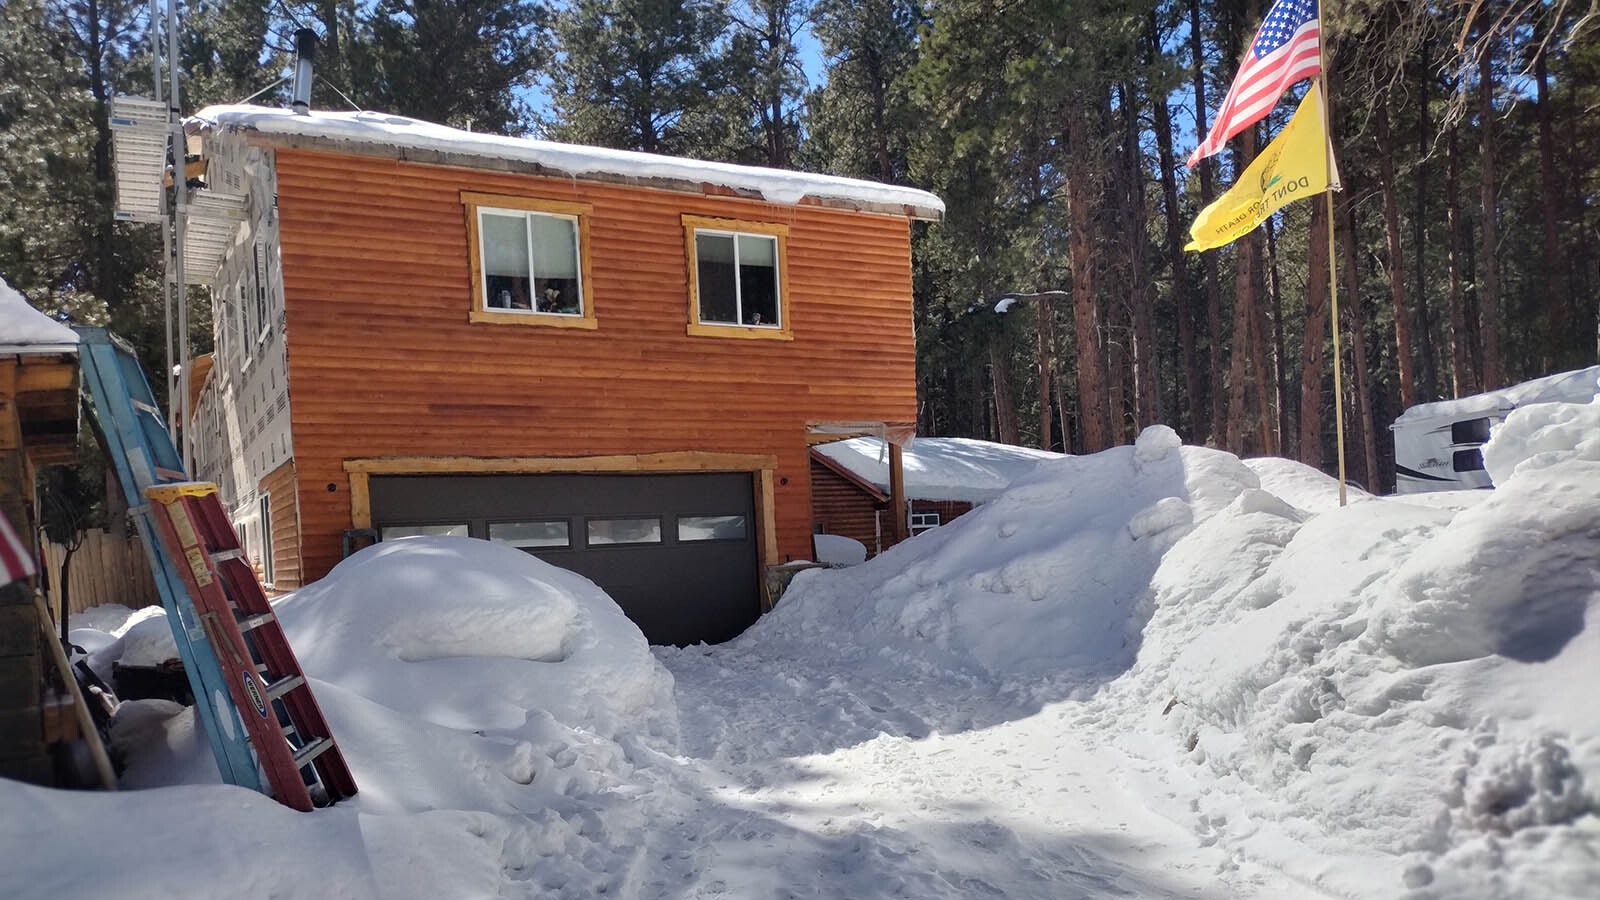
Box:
[368,472,760,646]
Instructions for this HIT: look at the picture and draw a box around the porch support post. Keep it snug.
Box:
[888,442,908,544]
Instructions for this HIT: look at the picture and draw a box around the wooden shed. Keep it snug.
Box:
[0,280,80,785]
[810,437,1064,557]
[177,105,941,645]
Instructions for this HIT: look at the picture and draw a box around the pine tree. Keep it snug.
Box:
[363,0,550,133]
[546,0,729,155]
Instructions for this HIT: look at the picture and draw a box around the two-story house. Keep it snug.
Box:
[181,104,941,646]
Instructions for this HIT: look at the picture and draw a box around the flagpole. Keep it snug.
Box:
[1318,0,1348,507]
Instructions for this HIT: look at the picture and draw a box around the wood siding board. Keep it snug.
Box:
[275,149,915,583]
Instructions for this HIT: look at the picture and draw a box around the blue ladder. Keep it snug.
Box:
[75,327,263,792]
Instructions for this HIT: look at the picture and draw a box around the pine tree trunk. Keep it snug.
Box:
[1477,36,1502,389]
[1340,201,1380,489]
[1536,44,1565,369]
[1299,200,1331,467]
[1225,242,1253,454]
[1446,123,1476,396]
[1376,101,1417,408]
[1190,0,1224,445]
[1265,217,1287,453]
[1122,83,1160,430]
[990,337,1020,445]
[1414,54,1439,400]
[1066,107,1110,452]
[1149,14,1200,439]
[1224,134,1259,454]
[1037,298,1055,450]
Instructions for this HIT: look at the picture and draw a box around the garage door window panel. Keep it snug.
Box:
[489,520,571,549]
[677,515,748,542]
[381,523,469,540]
[586,517,663,546]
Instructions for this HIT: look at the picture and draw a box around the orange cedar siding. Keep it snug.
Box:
[259,459,302,591]
[275,149,917,582]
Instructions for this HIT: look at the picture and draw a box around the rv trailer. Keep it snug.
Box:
[1390,365,1600,494]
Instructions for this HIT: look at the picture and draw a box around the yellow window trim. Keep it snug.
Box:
[462,191,597,329]
[682,214,793,342]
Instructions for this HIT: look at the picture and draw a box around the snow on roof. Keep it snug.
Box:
[814,436,1063,503]
[1393,365,1600,425]
[189,105,945,219]
[0,276,77,354]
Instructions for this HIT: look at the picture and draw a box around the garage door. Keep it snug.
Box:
[368,472,759,646]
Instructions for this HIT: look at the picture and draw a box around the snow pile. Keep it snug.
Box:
[758,418,1598,896]
[1481,394,1600,485]
[813,436,1063,503]
[276,536,677,743]
[0,276,77,351]
[1394,365,1600,424]
[764,425,1259,678]
[71,604,178,684]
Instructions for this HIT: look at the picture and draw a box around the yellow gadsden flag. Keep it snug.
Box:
[1186,82,1339,252]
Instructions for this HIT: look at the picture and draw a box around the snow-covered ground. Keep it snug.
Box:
[4,403,1597,899]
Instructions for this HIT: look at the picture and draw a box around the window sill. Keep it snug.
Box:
[470,308,598,330]
[686,322,793,341]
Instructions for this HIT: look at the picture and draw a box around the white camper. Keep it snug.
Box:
[1390,365,1600,493]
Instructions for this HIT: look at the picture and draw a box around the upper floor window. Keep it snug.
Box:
[683,215,791,341]
[462,191,596,330]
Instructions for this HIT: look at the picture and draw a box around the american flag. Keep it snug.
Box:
[1187,0,1321,167]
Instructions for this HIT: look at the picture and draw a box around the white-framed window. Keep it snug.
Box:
[237,276,252,364]
[258,493,275,586]
[909,511,941,534]
[683,215,790,340]
[462,191,595,329]
[253,233,271,344]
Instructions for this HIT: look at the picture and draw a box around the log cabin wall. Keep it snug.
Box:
[272,148,918,583]
[808,457,886,556]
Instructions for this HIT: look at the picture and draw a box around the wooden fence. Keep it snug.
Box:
[39,528,160,618]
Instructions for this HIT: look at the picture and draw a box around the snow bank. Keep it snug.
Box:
[755,419,1598,896]
[759,425,1261,678]
[1481,395,1600,486]
[275,536,676,743]
[1394,365,1600,424]
[1095,411,1600,896]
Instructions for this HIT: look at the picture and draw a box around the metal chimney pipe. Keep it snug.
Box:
[291,29,317,115]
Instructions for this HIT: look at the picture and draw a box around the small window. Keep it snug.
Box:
[910,511,941,533]
[677,515,748,542]
[1450,417,1493,445]
[1453,449,1486,473]
[586,517,662,546]
[254,232,271,342]
[463,192,595,329]
[683,215,791,340]
[489,520,571,549]
[380,523,470,540]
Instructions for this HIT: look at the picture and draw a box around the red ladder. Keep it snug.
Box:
[143,482,357,811]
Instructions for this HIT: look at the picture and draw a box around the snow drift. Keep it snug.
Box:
[758,414,1599,897]
[275,535,676,742]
